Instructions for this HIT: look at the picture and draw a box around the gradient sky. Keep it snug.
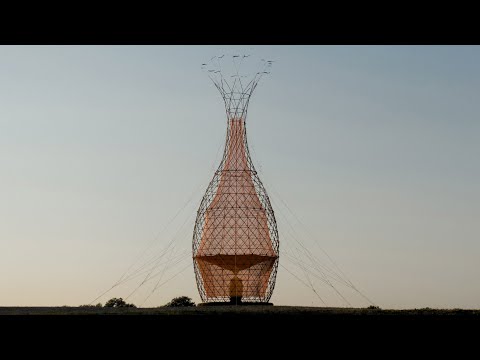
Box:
[0,45,479,309]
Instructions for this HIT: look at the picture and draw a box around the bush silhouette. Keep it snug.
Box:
[164,296,196,307]
[79,303,103,308]
[104,298,136,308]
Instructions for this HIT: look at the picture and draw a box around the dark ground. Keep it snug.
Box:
[0,305,479,317]
[1,305,477,350]
[0,305,480,320]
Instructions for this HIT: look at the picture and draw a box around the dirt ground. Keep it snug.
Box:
[0,305,478,316]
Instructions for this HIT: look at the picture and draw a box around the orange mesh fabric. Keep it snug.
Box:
[196,256,276,298]
[197,119,275,258]
[193,118,279,302]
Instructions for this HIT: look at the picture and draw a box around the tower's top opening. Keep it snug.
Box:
[202,54,274,120]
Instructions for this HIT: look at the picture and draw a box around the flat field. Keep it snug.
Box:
[0,305,478,317]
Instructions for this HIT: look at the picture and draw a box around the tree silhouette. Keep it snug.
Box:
[104,297,136,308]
[164,296,196,307]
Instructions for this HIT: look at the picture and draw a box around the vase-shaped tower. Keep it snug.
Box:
[193,56,279,303]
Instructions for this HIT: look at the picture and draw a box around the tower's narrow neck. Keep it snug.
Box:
[225,103,249,121]
[222,87,253,121]
[222,117,250,172]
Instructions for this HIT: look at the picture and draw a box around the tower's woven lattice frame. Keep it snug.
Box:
[193,56,279,303]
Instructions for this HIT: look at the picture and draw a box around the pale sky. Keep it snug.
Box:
[0,45,479,309]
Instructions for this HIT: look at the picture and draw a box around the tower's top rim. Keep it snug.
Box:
[202,54,274,120]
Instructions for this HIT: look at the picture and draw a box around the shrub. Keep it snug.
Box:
[79,303,103,308]
[104,298,136,308]
[164,296,196,307]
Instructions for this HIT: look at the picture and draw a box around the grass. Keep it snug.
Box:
[0,305,479,316]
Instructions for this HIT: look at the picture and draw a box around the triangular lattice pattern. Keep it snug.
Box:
[193,118,279,303]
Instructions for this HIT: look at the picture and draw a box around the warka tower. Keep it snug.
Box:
[193,55,279,304]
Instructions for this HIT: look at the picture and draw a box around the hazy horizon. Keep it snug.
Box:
[0,45,479,309]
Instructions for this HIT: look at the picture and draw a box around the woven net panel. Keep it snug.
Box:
[195,255,277,299]
[193,118,279,302]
